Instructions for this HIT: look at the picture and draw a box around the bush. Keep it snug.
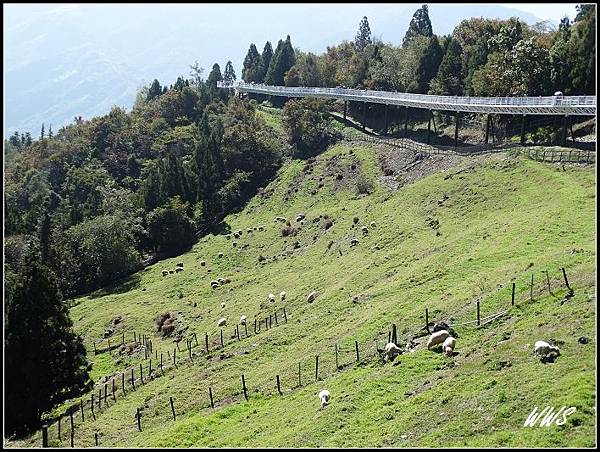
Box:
[355,173,375,195]
[145,197,197,256]
[282,98,341,158]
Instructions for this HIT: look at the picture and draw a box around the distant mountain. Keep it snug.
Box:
[4,4,546,138]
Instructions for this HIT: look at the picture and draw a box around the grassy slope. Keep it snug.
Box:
[8,109,596,448]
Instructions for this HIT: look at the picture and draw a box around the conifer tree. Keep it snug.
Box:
[403,5,433,47]
[258,41,274,82]
[355,16,372,51]
[242,44,261,82]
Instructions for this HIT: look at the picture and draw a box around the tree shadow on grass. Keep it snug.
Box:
[87,273,142,299]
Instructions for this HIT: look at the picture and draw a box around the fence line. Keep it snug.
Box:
[41,266,573,446]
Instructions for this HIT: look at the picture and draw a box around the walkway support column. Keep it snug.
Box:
[427,110,432,145]
[343,101,347,120]
[362,102,367,131]
[384,104,389,136]
[404,106,409,137]
[561,115,568,146]
[454,112,460,148]
[520,115,527,145]
[485,114,491,144]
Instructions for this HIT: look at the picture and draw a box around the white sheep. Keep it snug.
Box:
[268,293,276,302]
[280,291,286,301]
[240,315,247,325]
[217,318,227,327]
[427,330,450,350]
[318,389,330,408]
[534,340,560,358]
[221,302,226,309]
[442,336,456,356]
[307,291,317,303]
[384,342,402,362]
[161,270,169,276]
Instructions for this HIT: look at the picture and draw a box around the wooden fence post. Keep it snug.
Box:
[80,400,85,422]
[476,301,481,326]
[274,311,278,325]
[530,274,534,300]
[244,323,248,337]
[173,348,176,366]
[276,375,282,395]
[283,307,288,323]
[136,408,141,432]
[205,333,209,352]
[511,282,516,306]
[104,383,108,404]
[170,396,176,421]
[425,308,430,333]
[69,411,74,447]
[236,325,240,341]
[254,318,258,334]
[122,372,126,396]
[176,341,180,352]
[112,379,116,401]
[269,314,272,329]
[194,333,198,347]
[93,342,97,355]
[140,363,144,385]
[133,332,136,343]
[209,387,214,408]
[561,267,572,291]
[95,432,98,446]
[91,394,95,420]
[355,340,360,362]
[42,424,49,447]
[122,332,125,345]
[392,323,397,345]
[131,368,136,390]
[545,270,552,294]
[315,356,319,381]
[220,329,224,348]
[160,353,164,374]
[241,374,248,401]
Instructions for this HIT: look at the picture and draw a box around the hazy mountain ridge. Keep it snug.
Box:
[4,4,545,137]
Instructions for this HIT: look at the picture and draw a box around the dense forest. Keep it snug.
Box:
[3,4,596,436]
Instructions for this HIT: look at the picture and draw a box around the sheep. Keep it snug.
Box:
[200,261,206,266]
[221,302,226,309]
[296,213,305,222]
[361,226,369,234]
[226,234,231,240]
[217,318,227,327]
[258,226,264,231]
[427,330,450,350]
[534,340,560,362]
[370,221,376,228]
[175,267,183,273]
[442,336,456,356]
[384,342,403,362]
[176,262,184,268]
[268,293,276,302]
[169,270,175,274]
[280,291,286,301]
[240,315,247,325]
[318,389,331,408]
[247,228,253,234]
[218,252,224,258]
[307,291,317,303]
[232,241,238,247]
[162,270,169,276]
[350,238,359,246]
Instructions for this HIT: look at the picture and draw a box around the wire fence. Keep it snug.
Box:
[38,259,575,448]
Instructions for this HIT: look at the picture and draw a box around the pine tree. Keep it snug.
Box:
[242,44,261,82]
[207,63,223,89]
[265,36,296,86]
[40,123,45,140]
[48,124,53,139]
[355,16,372,51]
[5,255,91,435]
[403,5,433,47]
[147,79,163,101]
[429,37,464,95]
[258,41,274,82]
[224,61,236,82]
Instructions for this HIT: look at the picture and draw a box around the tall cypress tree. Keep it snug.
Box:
[206,63,223,89]
[259,41,274,83]
[403,5,433,47]
[224,61,236,82]
[429,37,464,95]
[265,36,296,86]
[355,16,372,51]
[242,44,261,82]
[147,79,162,100]
[5,256,91,435]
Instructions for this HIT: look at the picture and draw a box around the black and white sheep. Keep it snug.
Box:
[318,389,330,408]
[384,342,403,362]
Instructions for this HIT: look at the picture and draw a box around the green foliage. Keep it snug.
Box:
[265,36,296,86]
[403,5,433,47]
[242,44,262,83]
[147,79,163,101]
[568,5,595,94]
[5,257,91,435]
[429,38,464,95]
[282,98,340,158]
[259,41,274,83]
[224,61,236,82]
[355,16,372,52]
[145,196,197,255]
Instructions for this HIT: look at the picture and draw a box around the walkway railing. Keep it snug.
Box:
[218,81,596,116]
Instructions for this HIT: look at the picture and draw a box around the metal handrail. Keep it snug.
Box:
[217,81,597,116]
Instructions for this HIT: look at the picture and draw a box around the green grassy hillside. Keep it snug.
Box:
[8,110,596,448]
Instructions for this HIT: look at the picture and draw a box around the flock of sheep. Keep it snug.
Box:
[157,214,563,410]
